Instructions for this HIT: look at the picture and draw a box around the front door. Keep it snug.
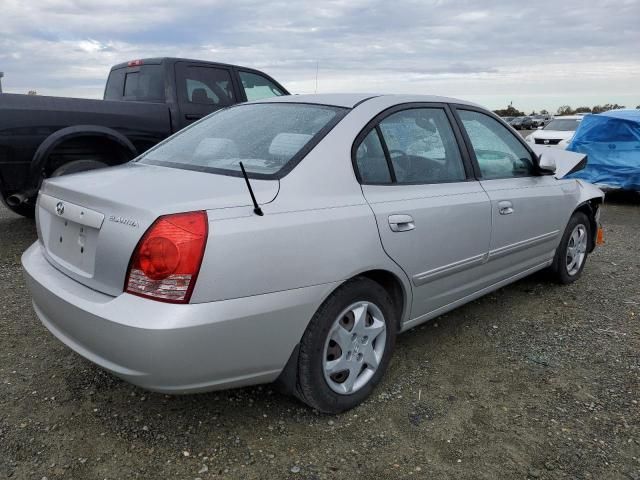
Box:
[454,108,572,282]
[354,105,492,320]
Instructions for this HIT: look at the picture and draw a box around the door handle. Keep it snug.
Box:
[498,200,514,215]
[388,214,415,232]
[185,114,203,120]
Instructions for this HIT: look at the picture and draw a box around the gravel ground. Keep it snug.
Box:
[1,192,638,480]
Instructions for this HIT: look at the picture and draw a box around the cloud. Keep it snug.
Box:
[1,0,639,111]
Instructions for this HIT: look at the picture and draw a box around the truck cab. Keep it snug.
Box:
[104,58,288,133]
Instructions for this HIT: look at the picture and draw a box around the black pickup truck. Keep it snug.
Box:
[0,57,289,217]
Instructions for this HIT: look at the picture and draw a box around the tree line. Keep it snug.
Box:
[494,104,640,117]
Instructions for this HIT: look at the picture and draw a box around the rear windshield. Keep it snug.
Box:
[139,103,347,178]
[104,65,164,102]
[544,119,580,131]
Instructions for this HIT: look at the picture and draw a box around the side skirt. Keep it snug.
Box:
[401,259,553,332]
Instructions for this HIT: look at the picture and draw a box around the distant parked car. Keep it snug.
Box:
[23,93,604,413]
[0,57,289,217]
[531,115,552,128]
[525,116,583,148]
[510,116,534,130]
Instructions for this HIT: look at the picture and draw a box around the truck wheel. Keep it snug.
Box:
[5,202,35,218]
[294,277,397,413]
[50,159,108,177]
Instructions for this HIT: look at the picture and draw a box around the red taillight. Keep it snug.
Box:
[125,211,208,303]
[128,59,144,67]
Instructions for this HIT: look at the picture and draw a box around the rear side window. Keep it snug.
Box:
[178,66,235,106]
[239,71,286,101]
[458,110,534,179]
[356,130,392,183]
[104,65,164,102]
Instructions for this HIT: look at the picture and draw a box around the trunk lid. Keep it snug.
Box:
[36,163,278,296]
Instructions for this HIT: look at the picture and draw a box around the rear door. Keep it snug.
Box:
[174,62,238,128]
[453,107,572,282]
[355,104,492,319]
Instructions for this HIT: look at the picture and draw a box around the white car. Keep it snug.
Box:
[526,116,583,148]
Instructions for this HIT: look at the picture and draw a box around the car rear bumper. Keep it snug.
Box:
[22,242,336,393]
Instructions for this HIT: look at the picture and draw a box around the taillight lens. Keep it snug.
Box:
[125,211,208,303]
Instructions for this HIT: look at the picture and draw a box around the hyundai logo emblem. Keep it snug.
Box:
[56,201,65,216]
[543,139,550,145]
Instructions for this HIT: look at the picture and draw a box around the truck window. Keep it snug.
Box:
[239,71,285,101]
[104,65,164,102]
[178,66,235,106]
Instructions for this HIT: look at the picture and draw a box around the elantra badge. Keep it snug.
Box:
[108,215,139,228]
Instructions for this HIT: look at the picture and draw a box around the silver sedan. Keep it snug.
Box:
[22,94,604,413]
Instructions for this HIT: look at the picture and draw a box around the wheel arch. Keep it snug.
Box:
[29,125,138,184]
[573,197,603,252]
[353,269,409,332]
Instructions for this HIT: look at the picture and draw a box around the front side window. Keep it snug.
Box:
[179,66,234,106]
[140,103,345,178]
[239,71,286,101]
[376,108,466,184]
[458,110,535,179]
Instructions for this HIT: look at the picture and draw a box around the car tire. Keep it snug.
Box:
[50,159,109,177]
[551,211,591,284]
[294,277,397,413]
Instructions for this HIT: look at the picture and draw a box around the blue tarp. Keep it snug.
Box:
[567,109,640,190]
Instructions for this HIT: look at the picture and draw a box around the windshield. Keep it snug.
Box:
[139,103,346,178]
[544,119,580,131]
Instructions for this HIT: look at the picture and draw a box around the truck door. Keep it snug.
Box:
[174,62,237,128]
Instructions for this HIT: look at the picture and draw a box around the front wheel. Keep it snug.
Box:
[294,277,397,413]
[551,211,591,284]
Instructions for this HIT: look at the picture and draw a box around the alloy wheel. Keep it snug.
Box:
[566,224,588,276]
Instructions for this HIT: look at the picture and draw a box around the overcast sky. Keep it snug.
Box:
[1,0,639,112]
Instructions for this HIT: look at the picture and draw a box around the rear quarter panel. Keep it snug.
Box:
[193,203,407,303]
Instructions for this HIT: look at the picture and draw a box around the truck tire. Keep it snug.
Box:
[5,202,35,218]
[50,159,109,177]
[4,159,109,218]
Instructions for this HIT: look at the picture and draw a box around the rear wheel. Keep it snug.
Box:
[551,211,591,284]
[294,277,397,413]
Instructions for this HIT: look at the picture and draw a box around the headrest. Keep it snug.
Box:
[193,138,239,159]
[268,133,312,158]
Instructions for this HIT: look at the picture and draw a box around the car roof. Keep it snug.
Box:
[553,115,582,120]
[253,93,481,109]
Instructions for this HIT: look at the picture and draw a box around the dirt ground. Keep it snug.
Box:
[1,192,638,480]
